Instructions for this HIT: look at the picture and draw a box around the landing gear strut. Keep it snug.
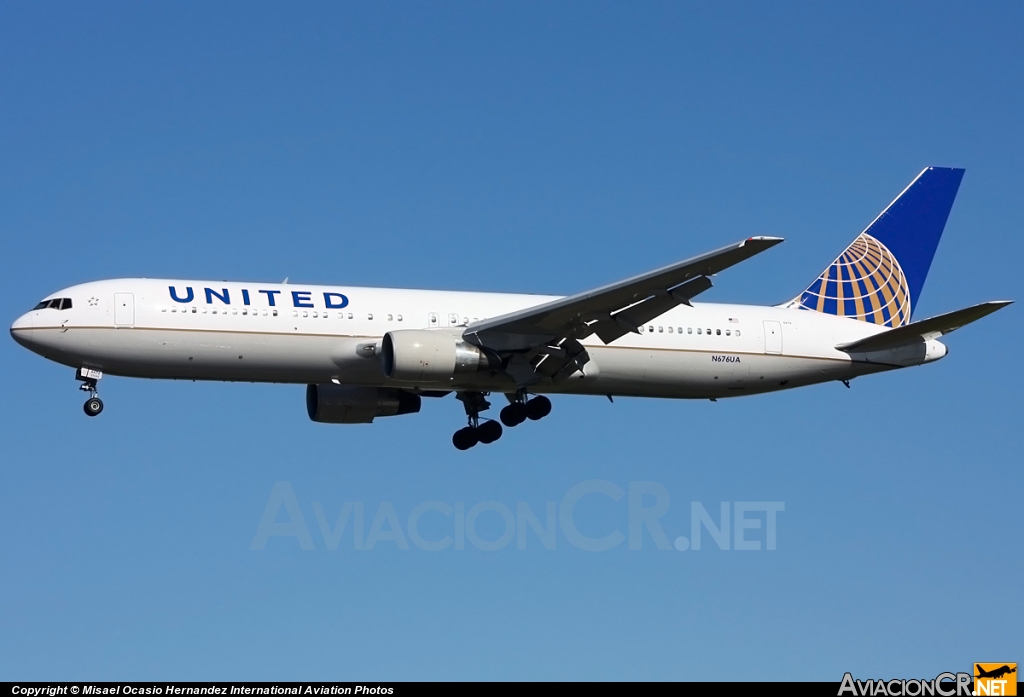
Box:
[452,391,504,451]
[77,367,104,417]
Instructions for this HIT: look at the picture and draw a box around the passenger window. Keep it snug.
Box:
[648,326,654,332]
[397,314,403,321]
[687,327,692,334]
[697,328,702,335]
[735,330,741,336]
[668,327,673,333]
[387,314,393,321]
[725,329,731,336]
[658,326,663,333]
[302,311,308,318]
[716,329,721,335]
[706,328,711,335]
[368,314,373,320]
[312,311,318,318]
[348,313,353,319]
[192,307,197,313]
[272,310,278,317]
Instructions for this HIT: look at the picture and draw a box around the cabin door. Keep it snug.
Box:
[763,320,783,354]
[114,293,135,327]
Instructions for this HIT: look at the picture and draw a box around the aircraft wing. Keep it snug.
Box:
[462,236,783,385]
[836,300,1013,353]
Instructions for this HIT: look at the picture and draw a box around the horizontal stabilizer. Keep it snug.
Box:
[836,300,1012,353]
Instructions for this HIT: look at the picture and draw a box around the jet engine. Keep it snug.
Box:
[381,330,498,383]
[306,384,421,424]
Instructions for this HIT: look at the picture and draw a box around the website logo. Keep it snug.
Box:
[974,664,1017,696]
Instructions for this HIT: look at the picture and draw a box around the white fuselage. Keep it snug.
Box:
[11,278,945,399]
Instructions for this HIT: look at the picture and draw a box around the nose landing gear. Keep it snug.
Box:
[77,367,104,417]
[84,396,104,416]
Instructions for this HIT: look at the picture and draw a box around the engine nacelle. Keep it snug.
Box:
[306,384,421,424]
[381,330,496,383]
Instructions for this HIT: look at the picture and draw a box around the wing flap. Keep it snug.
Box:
[592,276,715,344]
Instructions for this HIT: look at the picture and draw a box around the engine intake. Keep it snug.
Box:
[306,384,421,424]
[381,330,497,383]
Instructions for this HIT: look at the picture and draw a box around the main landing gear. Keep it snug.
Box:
[499,393,551,427]
[452,392,502,451]
[77,367,104,417]
[452,391,553,450]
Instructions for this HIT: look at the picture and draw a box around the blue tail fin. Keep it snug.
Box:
[787,167,964,327]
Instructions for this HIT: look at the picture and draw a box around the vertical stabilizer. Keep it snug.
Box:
[786,167,964,327]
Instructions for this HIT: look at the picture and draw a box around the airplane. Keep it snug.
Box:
[10,167,1012,450]
[975,665,1016,680]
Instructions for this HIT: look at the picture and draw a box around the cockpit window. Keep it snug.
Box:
[33,298,72,310]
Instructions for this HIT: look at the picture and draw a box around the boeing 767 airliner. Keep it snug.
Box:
[10,167,1011,449]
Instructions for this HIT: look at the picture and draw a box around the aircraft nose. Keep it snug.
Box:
[11,311,34,331]
[10,312,35,347]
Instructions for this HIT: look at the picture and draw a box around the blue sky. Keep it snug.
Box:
[1,1,1021,681]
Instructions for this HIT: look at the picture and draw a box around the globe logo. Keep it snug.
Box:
[797,233,912,327]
